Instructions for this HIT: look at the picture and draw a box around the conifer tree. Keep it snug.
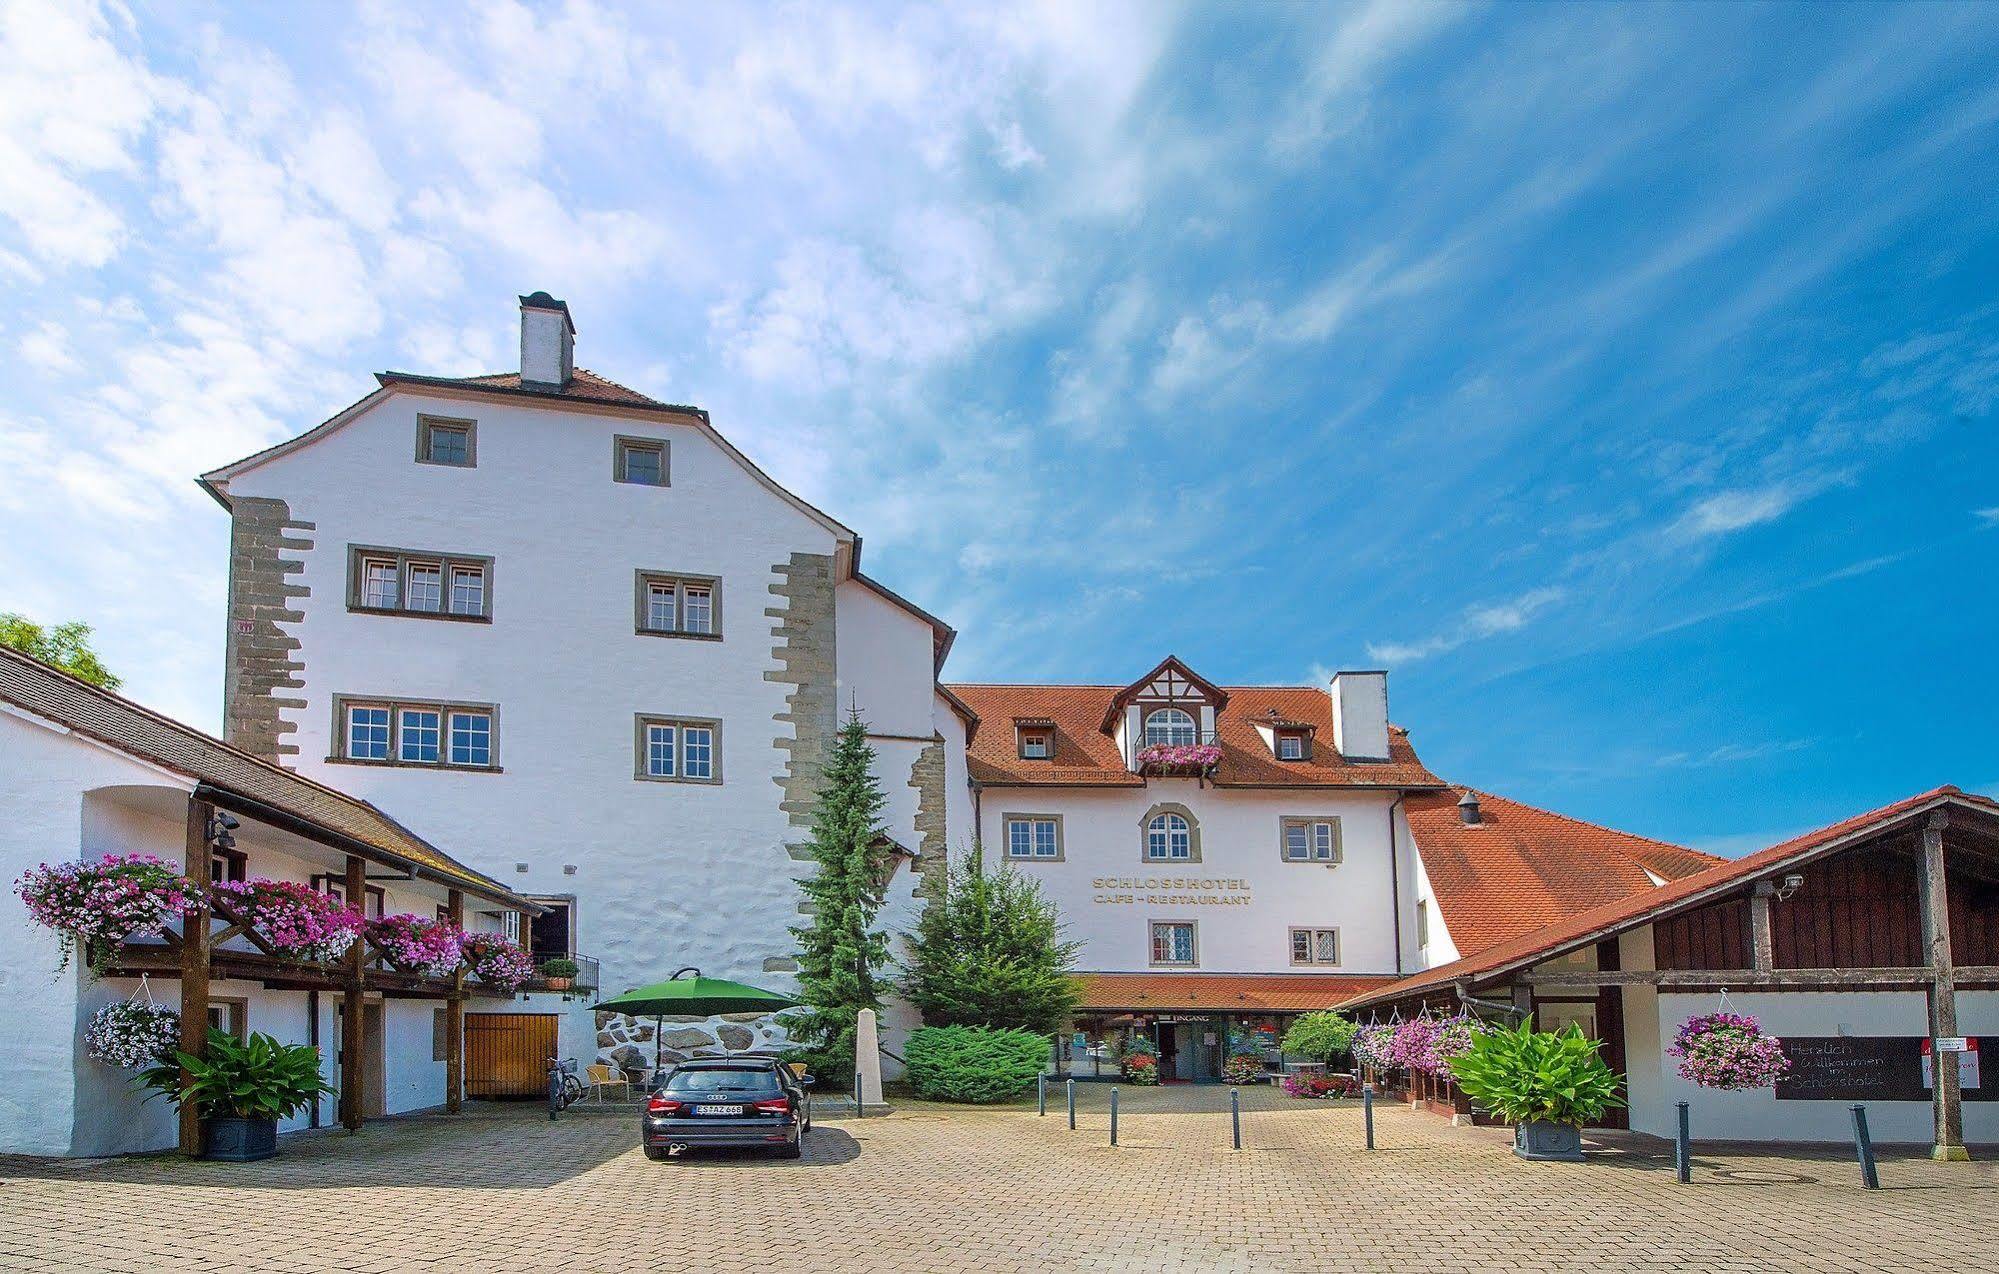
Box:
[901,843,1081,1034]
[785,709,893,1083]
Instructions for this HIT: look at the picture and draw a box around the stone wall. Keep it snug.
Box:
[909,737,949,901]
[222,496,313,760]
[762,551,836,973]
[595,1011,794,1075]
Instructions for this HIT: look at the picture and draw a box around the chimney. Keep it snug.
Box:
[1457,790,1482,826]
[518,291,574,389]
[1329,670,1390,761]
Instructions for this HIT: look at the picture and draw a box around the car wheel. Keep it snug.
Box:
[643,1144,670,1161]
[777,1138,803,1160]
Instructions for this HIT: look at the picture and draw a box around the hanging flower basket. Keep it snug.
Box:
[14,853,197,976]
[458,932,536,992]
[368,914,464,979]
[86,998,181,1068]
[211,879,364,964]
[1350,1023,1395,1073]
[1383,1017,1441,1071]
[1134,743,1223,772]
[1414,1014,1482,1076]
[1669,1011,1792,1090]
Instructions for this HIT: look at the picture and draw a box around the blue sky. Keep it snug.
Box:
[1,1,1994,853]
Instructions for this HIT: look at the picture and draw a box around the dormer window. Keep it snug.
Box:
[1277,730,1308,761]
[1143,707,1197,747]
[1014,717,1055,759]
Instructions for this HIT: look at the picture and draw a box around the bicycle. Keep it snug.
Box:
[548,1056,583,1120]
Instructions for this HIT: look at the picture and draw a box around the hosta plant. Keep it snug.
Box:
[211,879,364,964]
[1448,1021,1625,1127]
[368,914,463,979]
[15,853,197,975]
[86,1000,181,1068]
[139,1029,334,1122]
[459,931,536,991]
[1668,1011,1791,1090]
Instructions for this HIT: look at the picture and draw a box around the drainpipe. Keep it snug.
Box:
[1455,983,1527,1025]
[1388,794,1406,975]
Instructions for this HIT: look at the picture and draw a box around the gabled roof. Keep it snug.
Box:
[1074,971,1401,1013]
[381,367,692,411]
[1342,785,1999,1013]
[1407,788,1718,958]
[1097,656,1229,733]
[948,683,1444,789]
[0,647,535,910]
[851,571,956,673]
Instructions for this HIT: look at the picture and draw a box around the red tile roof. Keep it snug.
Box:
[1343,785,1998,1013]
[1075,972,1401,1013]
[377,367,689,411]
[946,683,1443,789]
[1408,788,1719,958]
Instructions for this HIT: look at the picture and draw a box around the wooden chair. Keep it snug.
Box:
[585,1063,632,1104]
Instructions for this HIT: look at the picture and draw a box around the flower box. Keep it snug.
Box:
[1134,743,1223,772]
[211,879,365,964]
[15,853,196,976]
[368,914,463,979]
[459,932,536,992]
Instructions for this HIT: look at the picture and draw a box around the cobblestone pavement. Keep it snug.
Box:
[1,1085,1992,1273]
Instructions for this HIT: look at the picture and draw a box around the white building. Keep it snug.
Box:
[196,294,972,1082]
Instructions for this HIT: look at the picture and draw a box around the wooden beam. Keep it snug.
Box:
[340,853,366,1132]
[445,889,465,1115]
[178,797,214,1157]
[1522,966,1936,990]
[1918,810,1967,1161]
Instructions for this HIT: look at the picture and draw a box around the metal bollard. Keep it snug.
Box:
[1067,1078,1076,1130]
[1038,1074,1047,1117]
[1850,1105,1879,1190]
[1110,1086,1119,1146]
[1675,1101,1691,1183]
[854,1070,863,1118]
[1362,1083,1375,1150]
[1231,1087,1242,1151]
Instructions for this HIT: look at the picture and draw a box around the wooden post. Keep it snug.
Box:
[178,797,214,1157]
[1917,811,1967,1161]
[340,854,366,1132]
[445,889,465,1114]
[1748,886,1775,971]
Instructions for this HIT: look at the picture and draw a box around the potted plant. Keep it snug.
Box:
[1121,1051,1160,1085]
[538,956,579,990]
[1668,1011,1791,1090]
[14,852,196,976]
[1448,1021,1624,1162]
[139,1029,334,1161]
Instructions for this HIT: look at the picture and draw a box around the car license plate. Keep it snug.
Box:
[695,1104,744,1116]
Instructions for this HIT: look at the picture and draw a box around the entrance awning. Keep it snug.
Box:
[1073,973,1399,1014]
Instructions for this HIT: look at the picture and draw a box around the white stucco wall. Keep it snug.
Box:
[979,783,1405,975]
[1406,822,1460,970]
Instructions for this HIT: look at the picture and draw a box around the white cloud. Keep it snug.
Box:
[18,320,77,373]
[1366,586,1566,664]
[1975,507,1999,527]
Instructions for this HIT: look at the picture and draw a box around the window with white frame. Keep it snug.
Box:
[637,572,721,639]
[349,547,492,620]
[1289,927,1340,966]
[1277,731,1306,760]
[338,698,496,769]
[637,715,721,783]
[1150,920,1197,966]
[1145,811,1193,861]
[1143,707,1197,746]
[1281,817,1341,863]
[1004,815,1061,860]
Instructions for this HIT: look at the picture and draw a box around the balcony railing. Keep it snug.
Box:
[524,951,600,996]
[1133,733,1224,775]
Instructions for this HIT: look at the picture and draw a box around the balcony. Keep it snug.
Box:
[523,951,600,998]
[1133,734,1224,778]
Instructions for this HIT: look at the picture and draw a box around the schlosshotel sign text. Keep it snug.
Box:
[1091,877,1253,906]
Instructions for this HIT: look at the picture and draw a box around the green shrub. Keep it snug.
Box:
[900,847,1081,1033]
[538,957,579,978]
[903,1025,1049,1103]
[1282,1011,1358,1063]
[1447,1020,1625,1127]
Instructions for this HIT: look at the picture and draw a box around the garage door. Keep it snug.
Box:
[466,1013,560,1098]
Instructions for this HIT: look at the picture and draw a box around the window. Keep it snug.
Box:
[336,697,498,769]
[1016,726,1052,759]
[1146,812,1192,861]
[348,546,492,621]
[315,877,385,918]
[1281,817,1342,863]
[1004,815,1062,860]
[1416,898,1430,948]
[636,572,722,639]
[417,416,475,467]
[1144,707,1197,746]
[210,847,247,884]
[206,999,248,1042]
[1289,927,1341,966]
[1277,731,1306,760]
[448,710,491,767]
[528,897,575,961]
[614,435,668,486]
[637,715,722,783]
[1150,921,1197,966]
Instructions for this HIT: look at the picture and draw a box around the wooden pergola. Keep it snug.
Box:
[111,788,536,1155]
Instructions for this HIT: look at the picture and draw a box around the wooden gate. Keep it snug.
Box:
[465,1013,559,1098]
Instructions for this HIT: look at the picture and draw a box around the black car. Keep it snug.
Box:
[642,1058,813,1160]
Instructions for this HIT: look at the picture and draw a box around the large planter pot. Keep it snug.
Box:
[202,1116,278,1162]
[544,977,572,991]
[1513,1119,1584,1162]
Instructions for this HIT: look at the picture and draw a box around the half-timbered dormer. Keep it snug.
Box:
[1097,656,1230,769]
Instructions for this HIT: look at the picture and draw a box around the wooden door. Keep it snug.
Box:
[466,1013,560,1098]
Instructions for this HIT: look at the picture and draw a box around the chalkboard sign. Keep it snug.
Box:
[1775,1037,1995,1102]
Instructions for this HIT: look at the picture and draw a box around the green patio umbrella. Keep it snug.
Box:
[591,966,800,1074]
